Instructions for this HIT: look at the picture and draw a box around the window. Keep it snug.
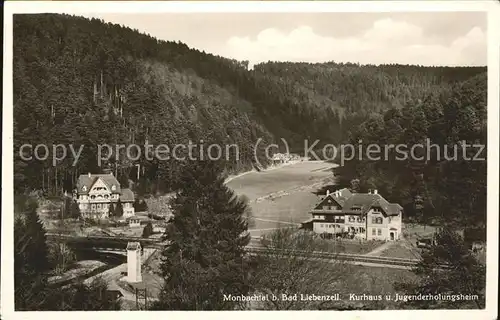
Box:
[359,227,365,233]
[111,185,116,191]
[378,229,382,236]
[372,228,376,235]
[320,224,324,228]
[372,217,383,224]
[349,216,355,222]
[356,217,362,223]
[82,186,87,191]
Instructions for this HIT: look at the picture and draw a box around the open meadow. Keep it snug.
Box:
[226,161,337,236]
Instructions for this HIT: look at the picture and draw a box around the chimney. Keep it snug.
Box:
[373,189,378,195]
[88,172,91,178]
[326,190,330,196]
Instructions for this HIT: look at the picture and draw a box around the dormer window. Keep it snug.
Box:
[111,185,116,191]
[82,186,87,192]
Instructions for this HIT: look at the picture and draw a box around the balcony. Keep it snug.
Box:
[310,209,343,214]
[324,217,345,223]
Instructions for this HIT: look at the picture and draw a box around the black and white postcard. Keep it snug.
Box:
[2,1,499,319]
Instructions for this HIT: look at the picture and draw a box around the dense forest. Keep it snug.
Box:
[12,13,488,311]
[13,13,486,198]
[336,72,487,230]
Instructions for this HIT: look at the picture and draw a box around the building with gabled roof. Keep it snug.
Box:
[74,172,135,220]
[309,188,402,241]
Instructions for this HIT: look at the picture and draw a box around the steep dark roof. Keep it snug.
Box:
[387,203,404,215]
[76,173,121,195]
[126,242,141,250]
[331,188,353,206]
[311,190,402,217]
[313,188,352,210]
[120,188,135,202]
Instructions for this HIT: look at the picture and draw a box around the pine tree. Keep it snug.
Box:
[14,196,51,310]
[114,199,123,217]
[118,174,129,188]
[395,227,485,309]
[57,196,73,220]
[55,278,121,310]
[14,195,123,310]
[152,160,250,310]
[70,200,81,219]
[142,222,153,238]
[109,203,115,217]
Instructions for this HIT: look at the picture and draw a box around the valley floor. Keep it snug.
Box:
[226,160,337,236]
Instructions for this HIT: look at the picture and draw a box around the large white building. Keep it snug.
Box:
[74,173,135,219]
[309,188,403,241]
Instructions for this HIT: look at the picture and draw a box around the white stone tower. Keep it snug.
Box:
[126,242,142,283]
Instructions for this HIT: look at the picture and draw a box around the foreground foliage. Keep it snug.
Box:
[14,195,121,310]
[14,14,484,197]
[395,228,486,309]
[152,161,251,310]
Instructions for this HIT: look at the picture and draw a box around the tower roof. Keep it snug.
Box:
[127,242,141,250]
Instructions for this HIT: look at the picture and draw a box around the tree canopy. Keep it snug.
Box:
[13,14,485,197]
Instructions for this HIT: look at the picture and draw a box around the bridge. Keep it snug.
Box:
[46,233,167,252]
[47,233,427,269]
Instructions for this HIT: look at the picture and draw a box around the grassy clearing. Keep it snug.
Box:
[402,223,438,244]
[228,161,336,235]
[315,238,385,255]
[226,161,336,201]
[379,242,421,259]
[344,264,418,309]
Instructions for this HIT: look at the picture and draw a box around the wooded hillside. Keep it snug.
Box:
[13,14,486,198]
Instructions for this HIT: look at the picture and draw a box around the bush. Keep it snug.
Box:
[142,222,153,238]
